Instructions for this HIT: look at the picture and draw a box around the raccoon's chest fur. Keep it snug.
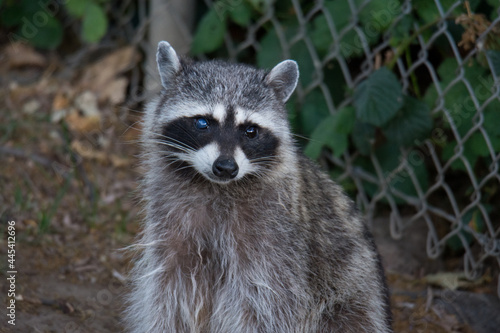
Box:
[142,184,311,332]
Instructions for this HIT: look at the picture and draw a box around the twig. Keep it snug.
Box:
[0,146,54,169]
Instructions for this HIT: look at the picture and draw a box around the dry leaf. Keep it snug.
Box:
[74,91,100,118]
[110,155,130,168]
[100,77,128,104]
[52,92,70,111]
[71,140,106,163]
[424,272,484,290]
[4,42,47,68]
[65,91,101,133]
[22,99,41,114]
[456,13,500,51]
[78,46,139,104]
[8,82,39,109]
[66,109,101,133]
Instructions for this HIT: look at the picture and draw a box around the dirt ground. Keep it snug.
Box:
[0,43,499,333]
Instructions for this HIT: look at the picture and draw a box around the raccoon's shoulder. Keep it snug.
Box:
[296,153,345,199]
[295,153,361,226]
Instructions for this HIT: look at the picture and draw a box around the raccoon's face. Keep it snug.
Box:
[148,41,299,185]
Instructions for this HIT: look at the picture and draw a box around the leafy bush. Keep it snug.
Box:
[0,0,109,49]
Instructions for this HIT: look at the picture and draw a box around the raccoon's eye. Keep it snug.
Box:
[245,126,258,139]
[194,117,209,130]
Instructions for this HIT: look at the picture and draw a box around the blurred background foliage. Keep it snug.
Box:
[0,0,109,48]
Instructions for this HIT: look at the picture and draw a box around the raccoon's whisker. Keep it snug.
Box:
[174,164,195,173]
[250,159,279,165]
[120,120,144,141]
[150,140,195,153]
[249,156,278,162]
[291,133,312,141]
[149,132,196,149]
[124,240,169,250]
[249,156,280,168]
[163,158,183,168]
[161,156,193,171]
[149,133,196,151]
[151,132,187,144]
[155,142,193,153]
[171,122,204,149]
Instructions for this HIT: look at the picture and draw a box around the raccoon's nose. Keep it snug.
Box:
[212,157,239,179]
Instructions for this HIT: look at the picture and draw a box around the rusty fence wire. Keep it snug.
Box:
[120,0,500,296]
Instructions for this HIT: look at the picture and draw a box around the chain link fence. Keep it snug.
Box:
[119,0,500,296]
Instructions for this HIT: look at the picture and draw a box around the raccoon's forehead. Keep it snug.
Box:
[157,101,282,129]
[174,61,278,109]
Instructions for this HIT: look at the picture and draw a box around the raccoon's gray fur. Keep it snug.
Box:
[125,41,392,332]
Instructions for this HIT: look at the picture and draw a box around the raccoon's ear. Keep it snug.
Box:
[265,60,299,103]
[157,41,181,89]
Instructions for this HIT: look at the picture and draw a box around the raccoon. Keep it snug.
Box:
[125,41,392,333]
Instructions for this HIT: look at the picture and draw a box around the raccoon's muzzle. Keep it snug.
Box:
[212,156,239,179]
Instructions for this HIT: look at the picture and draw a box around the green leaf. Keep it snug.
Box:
[0,2,24,27]
[427,59,489,138]
[228,1,253,27]
[338,30,371,58]
[290,40,315,86]
[248,0,272,13]
[441,143,465,172]
[487,0,500,19]
[359,0,401,32]
[66,0,88,18]
[19,16,63,49]
[447,209,484,252]
[38,211,51,233]
[323,60,348,106]
[258,20,299,68]
[355,141,429,203]
[483,103,500,151]
[333,106,356,135]
[310,0,378,58]
[309,15,333,55]
[304,107,355,159]
[468,132,490,157]
[382,96,432,147]
[424,81,470,136]
[441,132,490,172]
[375,142,429,202]
[353,67,404,126]
[300,89,330,136]
[82,2,108,43]
[257,28,282,69]
[305,115,346,159]
[191,7,227,55]
[352,121,375,155]
[390,15,414,47]
[413,0,463,24]
[309,0,351,51]
[437,58,459,84]
[486,50,500,76]
[326,0,352,30]
[0,0,42,27]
